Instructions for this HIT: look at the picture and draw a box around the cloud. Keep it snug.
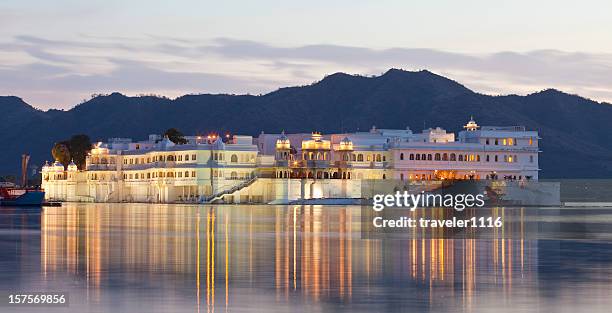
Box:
[1,34,612,109]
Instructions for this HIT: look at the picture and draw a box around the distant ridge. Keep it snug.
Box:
[1,69,611,178]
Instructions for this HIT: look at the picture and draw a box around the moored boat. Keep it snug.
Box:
[0,184,45,206]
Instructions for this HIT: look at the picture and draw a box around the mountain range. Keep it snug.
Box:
[1,69,611,178]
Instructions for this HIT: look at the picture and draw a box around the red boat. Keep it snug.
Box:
[0,183,45,206]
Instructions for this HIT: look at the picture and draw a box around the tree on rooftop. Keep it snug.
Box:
[68,134,92,170]
[164,128,188,145]
[51,142,71,168]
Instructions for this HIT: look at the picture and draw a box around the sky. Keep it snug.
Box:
[2,0,612,110]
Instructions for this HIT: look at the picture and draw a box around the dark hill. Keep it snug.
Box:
[1,69,611,178]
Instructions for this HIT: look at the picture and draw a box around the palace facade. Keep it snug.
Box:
[42,119,540,203]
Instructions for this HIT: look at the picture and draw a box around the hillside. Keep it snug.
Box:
[1,69,611,178]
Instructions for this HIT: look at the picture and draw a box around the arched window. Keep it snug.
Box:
[230,154,238,163]
[376,154,382,162]
[400,153,404,160]
[458,155,463,161]
[435,153,441,161]
[427,154,432,161]
[351,154,356,161]
[450,153,456,161]
[442,153,448,161]
[400,173,404,181]
[357,154,363,162]
[409,154,414,160]
[416,154,421,160]
[422,154,427,160]
[230,171,237,179]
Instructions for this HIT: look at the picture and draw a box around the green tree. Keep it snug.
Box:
[51,142,71,168]
[164,128,188,145]
[68,134,92,169]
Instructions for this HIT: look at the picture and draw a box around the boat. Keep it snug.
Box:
[0,183,45,206]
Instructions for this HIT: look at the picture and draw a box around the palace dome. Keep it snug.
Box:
[67,159,78,172]
[276,132,290,150]
[52,160,64,172]
[338,137,353,150]
[41,161,50,172]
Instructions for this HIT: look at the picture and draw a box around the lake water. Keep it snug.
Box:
[1,203,612,312]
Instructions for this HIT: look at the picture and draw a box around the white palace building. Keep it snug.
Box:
[41,119,540,203]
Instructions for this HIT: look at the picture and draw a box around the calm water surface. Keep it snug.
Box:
[1,203,612,312]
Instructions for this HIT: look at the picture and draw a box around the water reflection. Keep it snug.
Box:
[1,204,609,312]
[0,204,612,312]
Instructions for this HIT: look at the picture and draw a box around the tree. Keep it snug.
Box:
[68,134,92,169]
[164,128,188,145]
[51,142,71,168]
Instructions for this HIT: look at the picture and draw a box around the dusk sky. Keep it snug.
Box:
[2,0,612,109]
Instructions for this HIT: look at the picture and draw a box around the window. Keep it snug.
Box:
[486,155,490,162]
[458,155,463,161]
[435,153,441,161]
[409,154,414,160]
[184,171,189,177]
[486,139,490,145]
[356,154,364,162]
[427,154,432,161]
[495,139,499,145]
[367,155,371,162]
[530,155,534,163]
[529,137,534,145]
[442,153,448,161]
[502,138,507,145]
[450,153,456,161]
[495,155,498,162]
[231,154,238,163]
[400,153,404,160]
[191,171,196,177]
[192,154,196,160]
[185,154,189,161]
